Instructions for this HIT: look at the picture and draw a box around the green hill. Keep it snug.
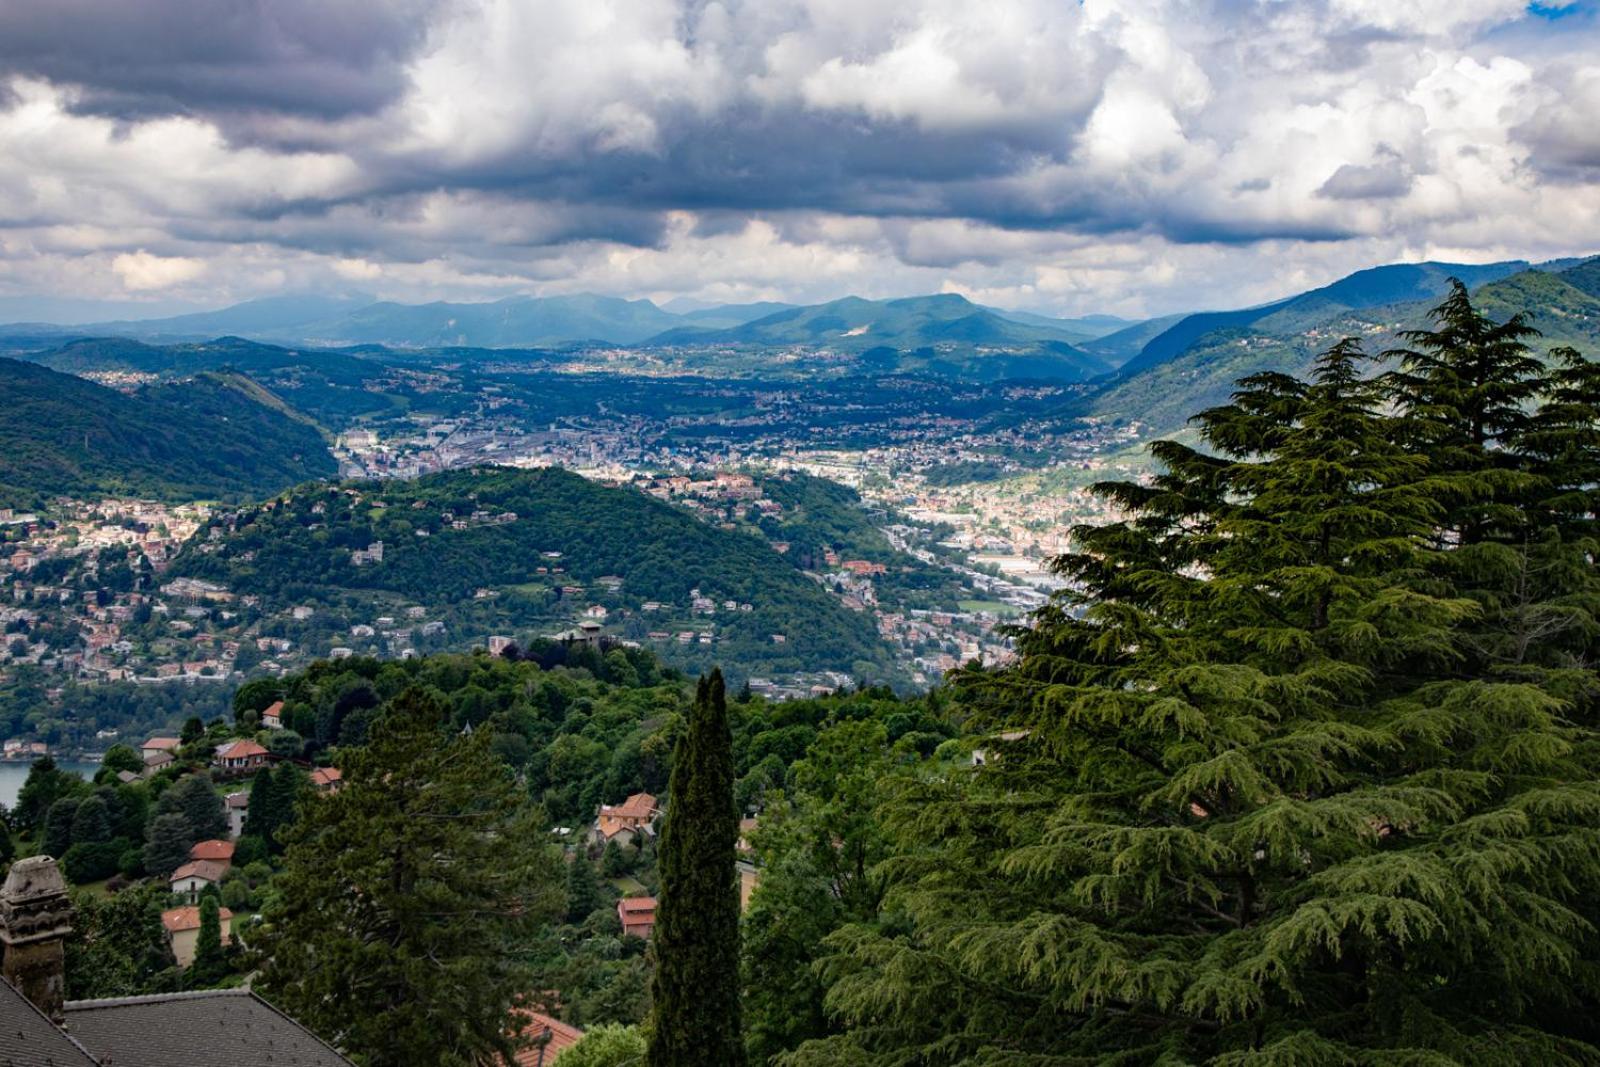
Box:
[1115,260,1530,377]
[21,335,456,428]
[1089,264,1600,441]
[0,358,336,507]
[647,294,1112,381]
[169,466,900,683]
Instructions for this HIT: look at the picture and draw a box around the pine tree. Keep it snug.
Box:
[246,763,303,852]
[158,773,227,842]
[143,812,194,877]
[255,687,563,1067]
[70,794,112,845]
[792,326,1600,1065]
[44,797,80,858]
[1385,278,1545,545]
[648,670,745,1067]
[566,850,605,925]
[17,756,76,832]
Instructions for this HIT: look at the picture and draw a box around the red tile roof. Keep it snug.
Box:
[160,905,234,934]
[617,896,656,914]
[310,767,342,788]
[512,1011,585,1065]
[261,701,284,719]
[169,860,229,885]
[215,739,269,759]
[143,737,181,751]
[189,840,235,862]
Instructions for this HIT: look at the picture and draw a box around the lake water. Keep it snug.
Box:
[0,760,105,810]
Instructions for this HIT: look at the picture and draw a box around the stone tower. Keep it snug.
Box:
[0,855,73,1021]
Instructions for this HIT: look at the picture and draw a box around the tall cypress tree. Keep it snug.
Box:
[649,670,745,1067]
[190,893,226,985]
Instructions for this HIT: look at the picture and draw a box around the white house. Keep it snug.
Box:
[169,859,229,904]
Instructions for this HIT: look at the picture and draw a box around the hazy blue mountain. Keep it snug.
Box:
[1079,313,1190,366]
[79,293,376,341]
[675,301,798,328]
[1118,260,1532,377]
[986,308,1131,341]
[288,294,683,347]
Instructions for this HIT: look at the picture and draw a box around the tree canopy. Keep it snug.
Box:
[788,286,1600,1065]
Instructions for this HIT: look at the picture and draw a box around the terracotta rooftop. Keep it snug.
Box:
[189,839,235,862]
[215,739,269,759]
[169,860,229,885]
[600,792,657,821]
[513,1010,585,1065]
[160,905,234,934]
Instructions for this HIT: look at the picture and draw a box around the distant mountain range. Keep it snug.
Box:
[1088,256,1600,438]
[0,357,336,508]
[1,254,1593,393]
[1,289,1129,370]
[1114,260,1536,378]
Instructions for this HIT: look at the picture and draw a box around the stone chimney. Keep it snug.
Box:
[0,855,73,1022]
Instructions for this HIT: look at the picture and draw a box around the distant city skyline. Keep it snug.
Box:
[0,0,1597,319]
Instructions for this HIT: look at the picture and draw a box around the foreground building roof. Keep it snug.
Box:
[0,977,98,1065]
[64,989,353,1067]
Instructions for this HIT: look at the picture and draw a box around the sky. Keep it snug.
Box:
[1,0,1598,322]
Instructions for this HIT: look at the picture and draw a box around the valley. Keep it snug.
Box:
[4,254,1598,753]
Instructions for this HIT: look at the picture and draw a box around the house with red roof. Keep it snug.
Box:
[170,859,230,904]
[513,1011,585,1065]
[310,766,343,793]
[617,896,656,940]
[213,738,269,775]
[141,736,181,761]
[189,839,235,864]
[260,700,284,729]
[160,905,233,968]
[587,792,658,849]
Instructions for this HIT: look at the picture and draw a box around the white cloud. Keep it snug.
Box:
[0,0,1595,319]
[111,250,207,291]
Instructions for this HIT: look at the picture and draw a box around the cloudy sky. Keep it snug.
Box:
[1,0,1597,321]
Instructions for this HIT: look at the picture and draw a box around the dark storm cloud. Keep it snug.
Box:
[0,0,446,126]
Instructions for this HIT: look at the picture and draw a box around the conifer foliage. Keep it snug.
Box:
[649,670,746,1067]
[793,286,1600,1065]
[255,687,564,1067]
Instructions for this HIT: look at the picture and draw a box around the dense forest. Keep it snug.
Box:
[0,357,335,508]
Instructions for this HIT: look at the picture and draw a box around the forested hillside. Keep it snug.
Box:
[0,358,336,508]
[169,466,899,682]
[1092,257,1600,439]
